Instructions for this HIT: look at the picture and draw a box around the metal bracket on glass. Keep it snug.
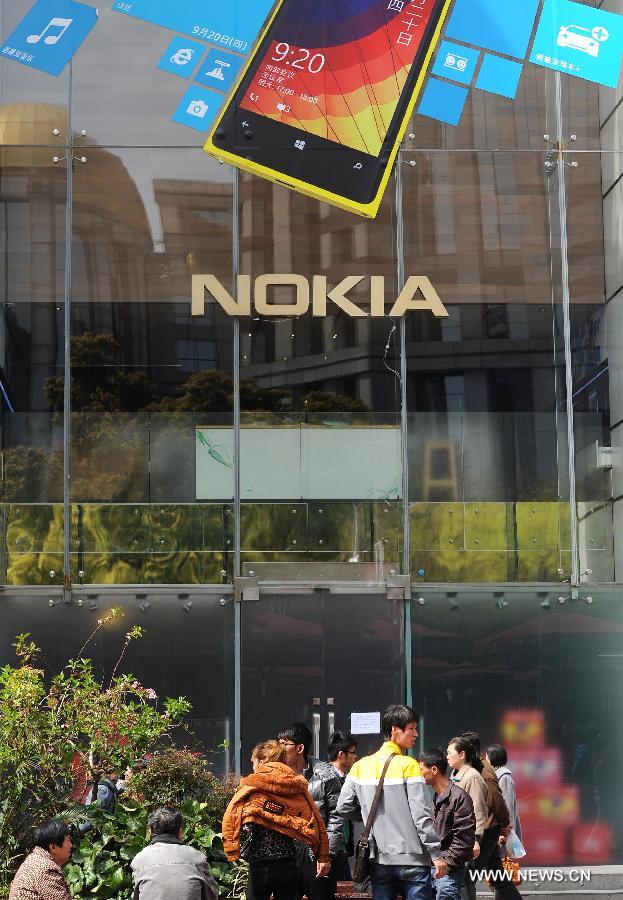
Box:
[52,154,88,166]
[386,574,411,601]
[234,575,259,603]
[557,585,593,605]
[543,134,578,174]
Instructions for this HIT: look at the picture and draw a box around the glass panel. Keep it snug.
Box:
[70,149,234,584]
[71,2,224,147]
[568,144,620,582]
[0,592,235,774]
[412,587,623,864]
[1,141,67,586]
[562,30,622,153]
[70,503,233,585]
[241,590,403,765]
[409,62,557,152]
[403,151,569,582]
[238,179,402,582]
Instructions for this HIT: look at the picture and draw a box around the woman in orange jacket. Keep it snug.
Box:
[222,740,330,900]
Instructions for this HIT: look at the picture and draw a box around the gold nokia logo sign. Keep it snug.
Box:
[191,274,448,318]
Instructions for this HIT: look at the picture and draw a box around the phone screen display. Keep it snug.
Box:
[239,0,439,158]
[208,0,448,212]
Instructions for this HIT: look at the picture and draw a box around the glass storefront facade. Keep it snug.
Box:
[2,0,623,866]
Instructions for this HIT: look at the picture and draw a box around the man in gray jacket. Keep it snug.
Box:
[131,807,218,900]
[336,705,445,900]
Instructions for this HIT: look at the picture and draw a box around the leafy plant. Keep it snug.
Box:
[125,747,238,817]
[65,798,247,900]
[0,617,191,895]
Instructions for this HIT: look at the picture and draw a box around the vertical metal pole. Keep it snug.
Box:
[62,64,73,596]
[396,159,412,708]
[555,73,579,586]
[232,169,242,775]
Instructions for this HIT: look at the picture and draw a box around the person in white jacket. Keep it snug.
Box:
[485,744,522,841]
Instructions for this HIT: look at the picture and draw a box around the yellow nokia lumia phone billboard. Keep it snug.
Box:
[204,0,452,219]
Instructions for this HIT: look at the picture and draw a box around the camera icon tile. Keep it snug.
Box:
[172,85,219,131]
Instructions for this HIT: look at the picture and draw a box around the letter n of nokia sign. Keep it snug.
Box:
[191,274,448,318]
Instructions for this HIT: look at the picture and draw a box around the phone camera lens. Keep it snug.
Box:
[215,130,227,140]
[243,130,254,140]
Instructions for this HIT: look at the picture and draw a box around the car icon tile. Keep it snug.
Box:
[557,24,600,57]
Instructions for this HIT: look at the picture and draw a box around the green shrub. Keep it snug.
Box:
[66,798,247,900]
[125,747,238,817]
[0,618,190,894]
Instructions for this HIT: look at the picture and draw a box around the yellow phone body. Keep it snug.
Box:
[203,0,453,219]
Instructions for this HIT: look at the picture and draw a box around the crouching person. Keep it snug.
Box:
[131,807,218,900]
[418,750,476,900]
[9,819,72,900]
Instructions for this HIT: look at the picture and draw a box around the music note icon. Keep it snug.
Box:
[27,17,73,45]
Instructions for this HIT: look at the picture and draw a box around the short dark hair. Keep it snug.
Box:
[460,731,481,756]
[381,704,419,739]
[486,743,508,767]
[418,748,448,775]
[327,731,358,761]
[32,819,71,851]
[148,807,183,837]
[449,736,482,770]
[277,722,312,758]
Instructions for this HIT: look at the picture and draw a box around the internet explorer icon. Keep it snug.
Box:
[157,36,204,79]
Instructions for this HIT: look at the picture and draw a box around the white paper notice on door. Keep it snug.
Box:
[350,711,381,735]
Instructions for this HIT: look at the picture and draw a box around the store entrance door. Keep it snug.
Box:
[240,588,404,770]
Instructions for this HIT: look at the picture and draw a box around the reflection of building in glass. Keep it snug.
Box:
[1,29,623,867]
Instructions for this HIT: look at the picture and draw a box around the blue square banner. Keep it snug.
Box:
[445,0,540,60]
[476,55,523,99]
[417,77,468,127]
[172,86,219,132]
[194,49,243,92]
[1,0,98,76]
[431,41,480,85]
[112,0,273,54]
[157,37,204,79]
[530,0,623,89]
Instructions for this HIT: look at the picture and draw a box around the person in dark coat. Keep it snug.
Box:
[419,749,475,900]
[277,722,341,900]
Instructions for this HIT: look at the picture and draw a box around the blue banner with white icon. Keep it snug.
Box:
[530,0,623,89]
[1,0,98,76]
[111,0,274,55]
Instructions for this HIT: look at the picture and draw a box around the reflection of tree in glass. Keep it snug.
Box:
[7,332,383,584]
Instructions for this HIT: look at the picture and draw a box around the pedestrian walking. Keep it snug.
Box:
[337,704,444,900]
[222,740,330,900]
[419,748,476,900]
[452,734,522,900]
[485,744,522,842]
[277,723,341,900]
[327,731,358,881]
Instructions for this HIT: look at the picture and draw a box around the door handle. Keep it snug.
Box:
[327,710,335,737]
[312,711,321,759]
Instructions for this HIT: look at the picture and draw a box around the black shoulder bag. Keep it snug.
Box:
[352,753,396,883]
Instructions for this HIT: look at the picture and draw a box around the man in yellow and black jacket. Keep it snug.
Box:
[336,705,445,900]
